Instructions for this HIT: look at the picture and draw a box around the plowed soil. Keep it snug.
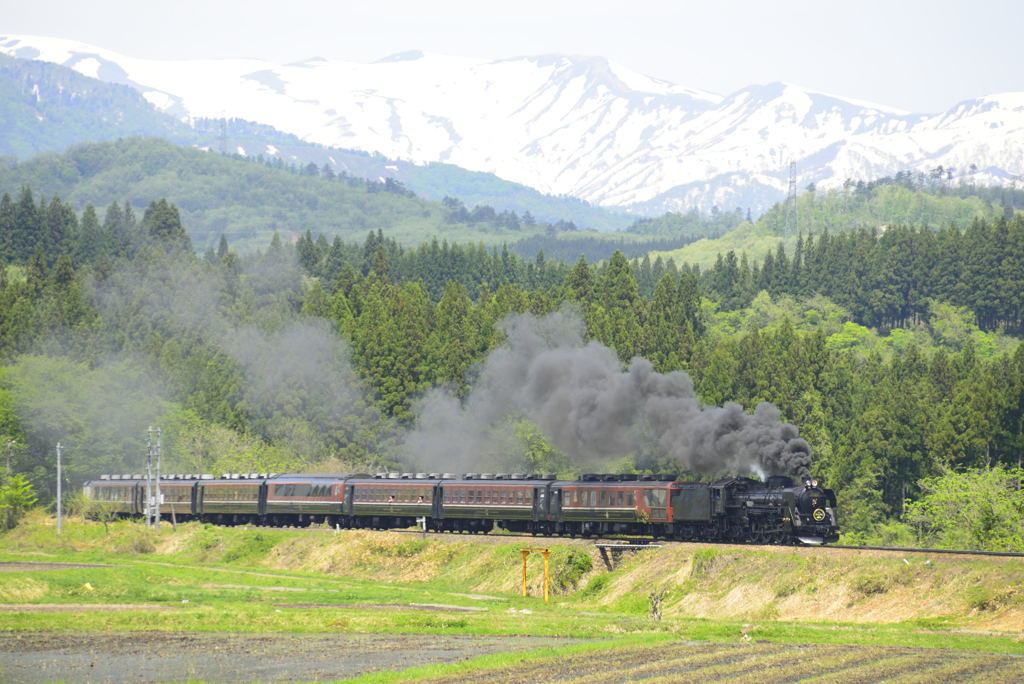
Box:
[0,631,579,683]
[416,641,1024,684]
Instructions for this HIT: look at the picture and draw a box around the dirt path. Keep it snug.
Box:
[0,631,582,683]
[0,562,113,572]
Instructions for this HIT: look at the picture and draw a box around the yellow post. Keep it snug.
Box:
[521,549,529,597]
[542,549,550,603]
[520,548,551,602]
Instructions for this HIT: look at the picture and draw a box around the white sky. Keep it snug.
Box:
[4,0,1021,113]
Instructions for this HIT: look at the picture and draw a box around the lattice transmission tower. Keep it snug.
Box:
[783,161,798,243]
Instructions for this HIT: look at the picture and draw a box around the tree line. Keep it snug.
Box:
[0,187,1021,549]
[701,217,1024,333]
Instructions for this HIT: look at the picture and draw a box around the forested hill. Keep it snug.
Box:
[0,138,575,252]
[654,174,1023,270]
[0,54,196,157]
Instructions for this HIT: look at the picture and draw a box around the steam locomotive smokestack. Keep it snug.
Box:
[404,308,812,478]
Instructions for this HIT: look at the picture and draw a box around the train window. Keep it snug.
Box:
[484,490,490,504]
[443,490,450,503]
[617,491,624,506]
[644,489,667,507]
[515,490,522,505]
[475,489,481,504]
[627,492,635,506]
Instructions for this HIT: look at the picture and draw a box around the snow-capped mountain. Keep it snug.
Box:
[2,33,1022,214]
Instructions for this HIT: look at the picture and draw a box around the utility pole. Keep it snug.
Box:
[145,427,154,528]
[56,442,62,535]
[154,427,162,530]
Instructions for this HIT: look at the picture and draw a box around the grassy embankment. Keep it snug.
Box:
[1,514,1022,680]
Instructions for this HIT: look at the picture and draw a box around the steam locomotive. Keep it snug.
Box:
[84,471,839,545]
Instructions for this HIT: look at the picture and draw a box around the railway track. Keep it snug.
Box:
[825,544,1024,559]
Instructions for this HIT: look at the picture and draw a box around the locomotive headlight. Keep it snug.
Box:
[811,480,818,487]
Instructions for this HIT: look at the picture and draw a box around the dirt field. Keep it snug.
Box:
[415,640,1024,684]
[0,631,580,683]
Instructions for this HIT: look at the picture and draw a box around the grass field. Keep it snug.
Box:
[1,517,1022,682]
[648,222,787,270]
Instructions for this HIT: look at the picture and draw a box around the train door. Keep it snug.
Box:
[532,486,547,521]
[258,481,268,517]
[550,487,562,522]
[431,484,442,520]
[343,484,355,515]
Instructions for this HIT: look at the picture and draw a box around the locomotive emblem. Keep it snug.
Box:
[812,508,826,522]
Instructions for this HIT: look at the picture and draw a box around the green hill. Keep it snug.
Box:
[0,138,557,252]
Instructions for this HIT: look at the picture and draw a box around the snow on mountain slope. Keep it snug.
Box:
[2,33,1021,214]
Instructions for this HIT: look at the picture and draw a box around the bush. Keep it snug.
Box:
[904,466,1024,552]
[553,548,593,591]
[0,475,37,530]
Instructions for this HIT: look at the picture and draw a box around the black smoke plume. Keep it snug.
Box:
[403,308,811,479]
